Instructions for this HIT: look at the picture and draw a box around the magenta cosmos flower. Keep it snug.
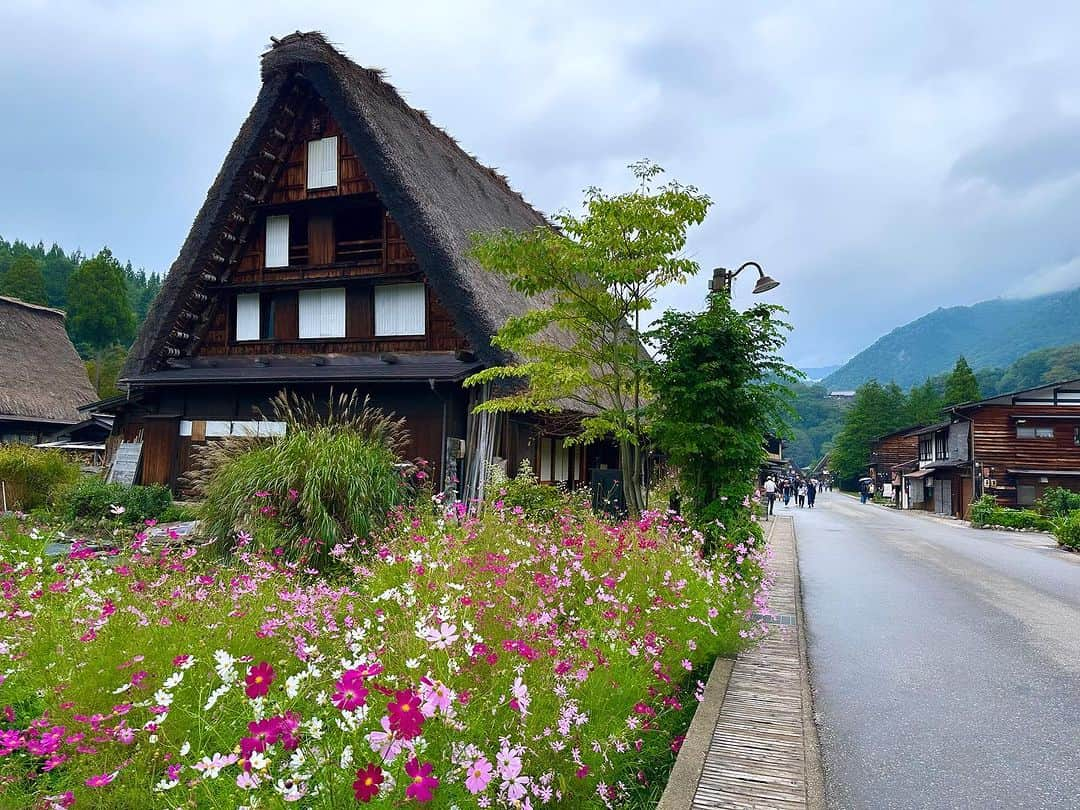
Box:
[245,661,274,699]
[404,758,438,802]
[85,772,116,788]
[353,763,383,803]
[387,690,424,739]
[332,669,369,712]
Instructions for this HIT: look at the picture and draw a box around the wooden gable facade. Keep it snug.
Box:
[113,31,617,499]
[956,379,1080,509]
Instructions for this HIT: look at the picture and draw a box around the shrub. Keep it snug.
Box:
[487,460,575,521]
[1037,486,1080,518]
[192,390,410,567]
[56,477,173,524]
[0,444,79,510]
[969,494,997,527]
[970,495,1054,531]
[1053,511,1080,550]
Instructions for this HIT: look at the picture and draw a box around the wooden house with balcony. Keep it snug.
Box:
[902,378,1080,517]
[114,31,603,497]
[953,378,1080,510]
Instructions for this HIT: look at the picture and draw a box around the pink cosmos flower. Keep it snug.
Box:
[85,772,117,787]
[496,744,522,780]
[404,758,438,802]
[465,756,493,794]
[245,661,274,699]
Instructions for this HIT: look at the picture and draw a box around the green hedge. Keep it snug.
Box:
[969,495,1054,532]
[1053,512,1080,550]
[1037,486,1080,518]
[56,477,174,524]
[0,445,80,510]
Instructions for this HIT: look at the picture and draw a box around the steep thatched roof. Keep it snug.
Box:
[123,30,552,379]
[0,296,96,423]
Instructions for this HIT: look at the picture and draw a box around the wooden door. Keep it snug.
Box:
[141,416,180,488]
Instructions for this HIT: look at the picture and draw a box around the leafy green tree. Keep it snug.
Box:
[465,161,711,515]
[85,343,129,398]
[830,380,910,488]
[0,254,48,305]
[906,378,943,425]
[648,290,798,541]
[784,382,845,468]
[942,356,980,407]
[66,248,136,354]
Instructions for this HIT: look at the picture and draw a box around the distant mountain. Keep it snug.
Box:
[799,364,841,381]
[823,287,1080,390]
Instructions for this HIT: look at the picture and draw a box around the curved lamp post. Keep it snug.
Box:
[709,261,780,295]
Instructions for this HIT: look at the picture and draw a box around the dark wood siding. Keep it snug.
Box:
[971,404,1080,505]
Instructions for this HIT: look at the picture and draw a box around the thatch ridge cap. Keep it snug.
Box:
[0,295,66,318]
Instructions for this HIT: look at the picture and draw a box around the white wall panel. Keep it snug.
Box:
[374,283,425,336]
[235,293,260,341]
[265,215,290,268]
[306,136,338,189]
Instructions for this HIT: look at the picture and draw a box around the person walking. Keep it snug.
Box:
[797,481,807,508]
[782,479,792,507]
[860,480,868,504]
[807,479,817,508]
[763,476,777,517]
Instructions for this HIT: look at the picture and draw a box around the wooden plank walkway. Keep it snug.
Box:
[692,516,809,809]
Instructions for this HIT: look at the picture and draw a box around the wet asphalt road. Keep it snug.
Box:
[792,491,1080,810]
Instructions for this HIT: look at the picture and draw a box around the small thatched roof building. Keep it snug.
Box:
[0,296,96,442]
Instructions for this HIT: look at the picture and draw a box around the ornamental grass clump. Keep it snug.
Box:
[193,390,411,567]
[0,494,765,808]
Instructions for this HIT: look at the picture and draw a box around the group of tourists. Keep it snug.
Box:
[761,475,826,516]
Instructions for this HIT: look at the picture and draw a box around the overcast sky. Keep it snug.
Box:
[3,1,1080,368]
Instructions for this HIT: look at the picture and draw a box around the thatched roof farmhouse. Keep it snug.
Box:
[111,31,613,497]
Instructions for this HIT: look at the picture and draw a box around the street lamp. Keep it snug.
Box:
[708,261,780,295]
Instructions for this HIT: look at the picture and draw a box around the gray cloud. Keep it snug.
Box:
[3,0,1080,368]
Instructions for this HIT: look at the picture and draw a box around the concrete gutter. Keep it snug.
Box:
[655,656,735,810]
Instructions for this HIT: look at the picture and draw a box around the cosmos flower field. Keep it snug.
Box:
[0,497,766,808]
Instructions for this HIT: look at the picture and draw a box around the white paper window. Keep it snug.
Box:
[235,293,260,342]
[554,442,569,481]
[539,437,553,481]
[180,420,286,438]
[306,136,338,189]
[374,283,426,336]
[298,287,346,339]
[265,214,289,268]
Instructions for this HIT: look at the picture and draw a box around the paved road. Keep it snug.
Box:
[791,491,1080,810]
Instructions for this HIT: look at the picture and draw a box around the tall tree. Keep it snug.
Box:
[830,380,909,487]
[906,378,943,425]
[648,290,798,542]
[465,161,711,515]
[41,243,76,308]
[0,254,48,305]
[942,356,980,407]
[66,248,136,354]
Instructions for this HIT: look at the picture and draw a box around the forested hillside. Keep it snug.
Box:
[823,287,1080,389]
[0,236,161,397]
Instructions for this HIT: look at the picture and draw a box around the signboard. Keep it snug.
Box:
[107,442,143,486]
